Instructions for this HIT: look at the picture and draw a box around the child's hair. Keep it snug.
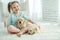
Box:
[8,1,20,13]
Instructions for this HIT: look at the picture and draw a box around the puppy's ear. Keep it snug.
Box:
[25,20,28,23]
[16,19,19,25]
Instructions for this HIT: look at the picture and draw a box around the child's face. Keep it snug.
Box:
[11,3,20,14]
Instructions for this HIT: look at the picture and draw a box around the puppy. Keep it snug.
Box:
[27,24,40,35]
[16,17,40,35]
[16,17,27,30]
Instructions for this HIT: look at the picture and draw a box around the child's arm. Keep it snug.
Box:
[22,13,40,28]
[7,14,12,27]
[28,19,36,24]
[28,19,40,29]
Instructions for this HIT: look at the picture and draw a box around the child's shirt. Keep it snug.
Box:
[7,12,30,27]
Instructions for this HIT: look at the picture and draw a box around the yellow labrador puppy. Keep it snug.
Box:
[16,17,40,35]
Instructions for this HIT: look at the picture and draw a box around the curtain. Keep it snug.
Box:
[29,0,42,21]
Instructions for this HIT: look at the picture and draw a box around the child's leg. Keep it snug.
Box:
[20,27,29,34]
[16,27,29,37]
[7,25,20,34]
[18,25,30,34]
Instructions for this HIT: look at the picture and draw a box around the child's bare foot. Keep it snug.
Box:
[17,32,22,37]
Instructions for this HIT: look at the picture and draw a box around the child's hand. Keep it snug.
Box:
[17,32,22,37]
[28,20,40,28]
[37,25,40,29]
[37,24,40,29]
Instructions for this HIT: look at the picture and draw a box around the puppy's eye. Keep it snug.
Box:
[19,22,21,24]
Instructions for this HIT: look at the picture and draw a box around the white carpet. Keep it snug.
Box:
[0,22,60,40]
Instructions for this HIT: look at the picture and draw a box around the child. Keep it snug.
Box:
[7,1,40,37]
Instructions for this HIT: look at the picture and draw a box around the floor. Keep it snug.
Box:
[0,22,60,40]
